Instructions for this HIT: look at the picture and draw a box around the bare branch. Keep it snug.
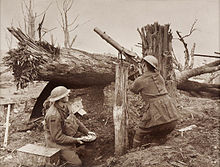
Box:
[57,19,65,30]
[21,2,27,18]
[18,21,23,30]
[62,0,74,12]
[69,35,77,48]
[69,19,91,32]
[176,30,190,70]
[68,15,79,26]
[69,24,79,32]
[170,46,183,71]
[50,33,57,46]
[50,34,54,45]
[21,1,28,33]
[37,13,46,41]
[32,0,35,10]
[22,0,29,12]
[175,20,198,71]
[66,0,74,12]
[56,0,65,28]
[181,19,198,39]
[56,0,62,13]
[64,11,68,30]
[57,0,80,48]
[189,43,196,69]
[36,1,52,17]
[41,27,57,38]
[61,14,65,28]
[62,0,66,11]
[28,0,32,14]
[42,27,57,33]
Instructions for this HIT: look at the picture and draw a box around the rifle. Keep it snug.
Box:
[94,27,143,78]
[94,27,141,65]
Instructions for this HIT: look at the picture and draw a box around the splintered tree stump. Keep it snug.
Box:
[138,22,176,95]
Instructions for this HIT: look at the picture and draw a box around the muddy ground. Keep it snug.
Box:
[0,70,219,167]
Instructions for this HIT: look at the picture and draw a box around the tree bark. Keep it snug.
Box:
[176,60,220,98]
[177,80,220,98]
[176,60,220,84]
[37,48,117,87]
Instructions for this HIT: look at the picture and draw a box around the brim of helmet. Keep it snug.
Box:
[145,60,157,69]
[49,89,70,102]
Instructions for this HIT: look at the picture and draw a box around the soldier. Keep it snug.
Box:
[130,55,179,148]
[44,86,96,167]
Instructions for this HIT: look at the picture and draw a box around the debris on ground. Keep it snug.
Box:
[0,73,219,167]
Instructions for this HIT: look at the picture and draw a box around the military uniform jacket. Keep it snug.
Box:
[130,71,179,128]
[44,102,89,150]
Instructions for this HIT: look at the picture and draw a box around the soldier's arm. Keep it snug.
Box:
[48,115,79,144]
[75,116,89,135]
[130,78,143,94]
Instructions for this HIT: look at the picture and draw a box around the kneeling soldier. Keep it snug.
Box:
[130,55,179,148]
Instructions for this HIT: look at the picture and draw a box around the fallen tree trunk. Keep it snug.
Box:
[5,27,220,119]
[5,27,117,89]
[177,80,220,98]
[6,46,117,87]
[176,60,220,84]
[176,60,220,98]
[38,48,117,87]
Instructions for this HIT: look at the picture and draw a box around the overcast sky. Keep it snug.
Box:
[0,0,219,65]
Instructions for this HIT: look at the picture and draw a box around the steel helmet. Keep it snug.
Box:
[142,55,158,69]
[49,86,70,102]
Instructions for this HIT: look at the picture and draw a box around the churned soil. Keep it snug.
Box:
[0,79,219,167]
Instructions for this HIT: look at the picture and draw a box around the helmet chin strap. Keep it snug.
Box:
[142,62,150,73]
[56,101,68,111]
[58,97,69,105]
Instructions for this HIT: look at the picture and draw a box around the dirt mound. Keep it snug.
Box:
[0,81,219,167]
[97,92,219,167]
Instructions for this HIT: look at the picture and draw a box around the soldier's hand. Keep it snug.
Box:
[76,138,84,144]
[129,64,135,71]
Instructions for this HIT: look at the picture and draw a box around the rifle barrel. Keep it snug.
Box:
[94,27,139,65]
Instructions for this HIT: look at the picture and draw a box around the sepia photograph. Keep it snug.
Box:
[0,0,219,166]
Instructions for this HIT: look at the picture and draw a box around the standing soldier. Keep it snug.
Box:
[130,55,179,148]
[44,86,96,167]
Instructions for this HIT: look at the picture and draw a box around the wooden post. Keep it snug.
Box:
[1,101,15,148]
[3,104,11,147]
[113,60,129,155]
